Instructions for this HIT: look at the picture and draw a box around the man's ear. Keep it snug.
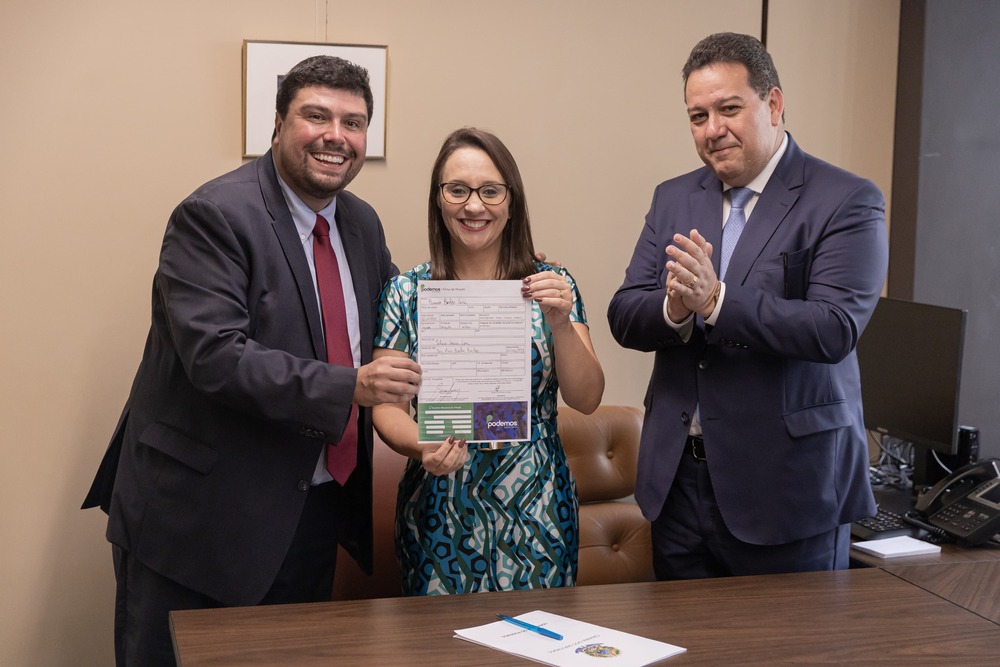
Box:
[271,111,283,146]
[768,87,784,126]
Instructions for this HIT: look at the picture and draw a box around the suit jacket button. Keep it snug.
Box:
[297,480,309,492]
[681,412,690,424]
[698,360,708,370]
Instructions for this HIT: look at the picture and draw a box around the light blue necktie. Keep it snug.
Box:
[692,186,754,436]
[719,187,754,280]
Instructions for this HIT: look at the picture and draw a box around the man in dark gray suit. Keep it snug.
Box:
[83,56,421,665]
[608,33,887,579]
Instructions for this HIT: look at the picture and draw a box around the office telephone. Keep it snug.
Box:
[908,458,1000,545]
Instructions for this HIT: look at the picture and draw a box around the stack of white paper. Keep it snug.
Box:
[455,610,685,667]
[852,535,942,558]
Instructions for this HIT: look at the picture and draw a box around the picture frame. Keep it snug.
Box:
[242,39,387,159]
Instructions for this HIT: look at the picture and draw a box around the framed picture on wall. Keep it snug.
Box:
[242,39,387,159]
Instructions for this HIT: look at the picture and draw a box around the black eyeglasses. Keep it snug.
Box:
[439,182,509,205]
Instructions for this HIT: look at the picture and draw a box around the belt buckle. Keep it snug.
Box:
[477,441,513,451]
[688,436,706,461]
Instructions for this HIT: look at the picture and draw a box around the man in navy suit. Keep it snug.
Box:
[82,56,421,665]
[607,33,887,579]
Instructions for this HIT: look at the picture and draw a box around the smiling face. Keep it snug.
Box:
[437,146,510,261]
[272,85,368,211]
[685,61,784,187]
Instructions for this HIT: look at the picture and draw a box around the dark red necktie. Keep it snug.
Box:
[313,214,357,485]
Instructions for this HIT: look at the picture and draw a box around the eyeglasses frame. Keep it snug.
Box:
[438,182,510,206]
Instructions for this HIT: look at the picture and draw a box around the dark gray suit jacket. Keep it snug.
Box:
[83,151,395,605]
[608,135,887,545]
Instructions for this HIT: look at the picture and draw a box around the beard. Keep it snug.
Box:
[276,139,366,202]
[301,158,363,199]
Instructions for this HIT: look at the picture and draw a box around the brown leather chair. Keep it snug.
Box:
[332,405,653,599]
[332,438,406,600]
[559,405,655,586]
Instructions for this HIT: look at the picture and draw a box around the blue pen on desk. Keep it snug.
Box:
[497,614,564,640]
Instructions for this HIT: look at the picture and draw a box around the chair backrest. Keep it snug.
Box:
[560,405,655,586]
[333,404,654,600]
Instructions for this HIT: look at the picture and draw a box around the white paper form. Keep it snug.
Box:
[455,610,686,667]
[416,280,531,444]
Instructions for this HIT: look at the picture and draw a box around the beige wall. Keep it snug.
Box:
[0,1,897,664]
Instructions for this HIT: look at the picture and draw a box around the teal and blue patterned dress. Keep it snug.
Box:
[375,260,585,595]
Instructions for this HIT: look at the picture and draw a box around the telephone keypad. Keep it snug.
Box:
[930,500,994,536]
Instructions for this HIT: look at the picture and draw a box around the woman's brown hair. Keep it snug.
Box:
[427,128,537,280]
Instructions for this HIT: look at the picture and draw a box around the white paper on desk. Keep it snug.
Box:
[454,610,686,667]
[416,280,531,444]
[852,535,942,558]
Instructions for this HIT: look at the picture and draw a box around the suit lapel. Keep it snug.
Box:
[692,171,725,276]
[257,152,327,360]
[334,202,372,356]
[722,136,804,285]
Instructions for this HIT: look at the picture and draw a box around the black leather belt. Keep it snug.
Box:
[469,441,519,451]
[686,435,706,461]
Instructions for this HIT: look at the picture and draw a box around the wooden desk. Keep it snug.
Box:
[171,569,999,666]
[850,534,1000,624]
[884,560,1000,624]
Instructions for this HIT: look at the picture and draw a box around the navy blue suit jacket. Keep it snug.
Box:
[83,151,396,605]
[608,135,886,545]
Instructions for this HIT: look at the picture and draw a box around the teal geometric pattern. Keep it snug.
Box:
[374,260,587,594]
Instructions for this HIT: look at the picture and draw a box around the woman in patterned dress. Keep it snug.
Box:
[373,128,604,595]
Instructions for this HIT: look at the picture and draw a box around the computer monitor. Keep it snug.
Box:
[857,297,967,486]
